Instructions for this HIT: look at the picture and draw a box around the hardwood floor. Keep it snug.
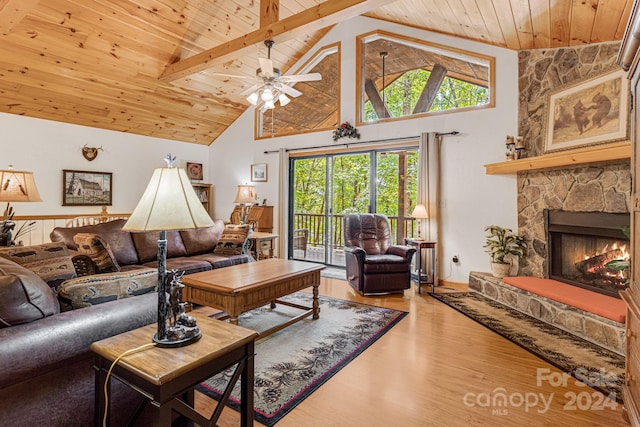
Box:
[194,277,627,426]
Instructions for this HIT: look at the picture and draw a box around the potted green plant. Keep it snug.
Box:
[483,225,527,278]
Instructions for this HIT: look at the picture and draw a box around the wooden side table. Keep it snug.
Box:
[247,232,278,260]
[91,312,259,427]
[404,239,436,293]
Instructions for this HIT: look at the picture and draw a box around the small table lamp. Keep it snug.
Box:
[123,155,214,348]
[412,204,429,241]
[233,184,257,225]
[0,166,42,246]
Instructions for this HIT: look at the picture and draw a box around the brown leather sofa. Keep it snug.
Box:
[0,219,249,425]
[343,213,416,295]
[50,218,249,274]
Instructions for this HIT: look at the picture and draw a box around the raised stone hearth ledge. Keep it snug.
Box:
[468,272,625,355]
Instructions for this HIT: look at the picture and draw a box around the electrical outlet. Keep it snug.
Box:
[452,254,460,264]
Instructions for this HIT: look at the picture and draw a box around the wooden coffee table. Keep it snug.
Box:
[182,258,325,337]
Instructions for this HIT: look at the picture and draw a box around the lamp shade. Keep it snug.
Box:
[123,167,214,232]
[412,204,429,219]
[0,169,42,202]
[233,184,257,204]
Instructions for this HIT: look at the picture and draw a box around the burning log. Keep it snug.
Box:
[575,249,624,275]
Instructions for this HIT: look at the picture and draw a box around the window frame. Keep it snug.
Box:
[355,30,496,126]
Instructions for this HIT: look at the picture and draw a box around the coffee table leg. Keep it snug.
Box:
[312,284,320,319]
[229,315,239,325]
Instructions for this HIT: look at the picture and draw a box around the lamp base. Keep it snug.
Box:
[153,326,202,348]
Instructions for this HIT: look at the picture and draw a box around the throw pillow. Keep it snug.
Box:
[0,242,77,291]
[73,233,121,273]
[213,224,250,255]
[57,268,157,310]
[0,257,60,327]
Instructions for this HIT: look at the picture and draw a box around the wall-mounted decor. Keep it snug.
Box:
[63,170,112,206]
[81,145,103,161]
[545,70,629,153]
[186,162,203,180]
[251,163,268,182]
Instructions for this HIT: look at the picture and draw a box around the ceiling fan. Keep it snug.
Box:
[212,40,322,110]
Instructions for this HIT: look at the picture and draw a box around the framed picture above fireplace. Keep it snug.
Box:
[544,70,629,153]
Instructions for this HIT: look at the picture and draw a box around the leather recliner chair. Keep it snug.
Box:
[343,213,416,295]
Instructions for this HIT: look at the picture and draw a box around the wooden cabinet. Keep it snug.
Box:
[230,205,273,232]
[619,5,640,424]
[192,183,213,217]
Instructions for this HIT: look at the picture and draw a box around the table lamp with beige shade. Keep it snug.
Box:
[233,184,257,225]
[412,204,429,241]
[123,155,214,348]
[0,166,42,246]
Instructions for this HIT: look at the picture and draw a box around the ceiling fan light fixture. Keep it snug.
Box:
[246,92,259,105]
[261,87,273,102]
[278,93,290,106]
[265,99,275,109]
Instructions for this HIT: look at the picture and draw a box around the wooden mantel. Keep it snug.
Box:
[484,141,631,174]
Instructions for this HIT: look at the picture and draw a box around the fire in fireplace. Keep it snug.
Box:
[545,210,630,298]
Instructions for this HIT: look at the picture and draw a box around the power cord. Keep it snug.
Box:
[102,342,156,427]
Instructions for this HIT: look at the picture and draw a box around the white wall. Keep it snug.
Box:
[1,112,210,216]
[209,16,520,283]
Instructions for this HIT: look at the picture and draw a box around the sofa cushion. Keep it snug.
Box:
[142,257,212,275]
[0,258,60,327]
[57,268,157,310]
[73,233,120,273]
[50,219,139,266]
[0,242,77,290]
[180,220,225,255]
[131,230,187,263]
[213,224,250,255]
[191,253,249,269]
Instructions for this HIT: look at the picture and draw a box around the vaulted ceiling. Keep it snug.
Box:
[0,0,633,146]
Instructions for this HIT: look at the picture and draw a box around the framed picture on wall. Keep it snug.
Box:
[186,162,203,180]
[62,170,112,206]
[251,163,268,182]
[544,70,629,153]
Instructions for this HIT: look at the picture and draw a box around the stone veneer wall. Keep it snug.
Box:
[516,41,631,278]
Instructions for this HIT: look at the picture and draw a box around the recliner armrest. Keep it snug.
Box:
[344,245,366,257]
[387,245,416,261]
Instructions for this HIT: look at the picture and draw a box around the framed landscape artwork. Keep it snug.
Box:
[63,170,112,206]
[251,163,268,182]
[545,70,629,153]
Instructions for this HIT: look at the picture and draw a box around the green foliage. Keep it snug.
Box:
[483,225,527,264]
[364,69,489,121]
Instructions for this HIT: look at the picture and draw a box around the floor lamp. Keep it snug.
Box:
[123,155,214,348]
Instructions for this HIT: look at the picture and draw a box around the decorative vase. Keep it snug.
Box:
[490,262,511,279]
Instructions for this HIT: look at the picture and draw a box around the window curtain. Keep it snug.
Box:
[277,147,288,258]
[417,131,442,285]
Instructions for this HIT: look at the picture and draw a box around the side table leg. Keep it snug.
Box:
[229,315,239,325]
[240,341,255,427]
[312,284,320,319]
[94,358,109,427]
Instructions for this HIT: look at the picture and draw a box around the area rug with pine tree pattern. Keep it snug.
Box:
[197,292,407,426]
[430,291,625,401]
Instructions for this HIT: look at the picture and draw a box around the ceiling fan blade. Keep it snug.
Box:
[259,57,274,78]
[279,73,322,83]
[276,84,302,98]
[239,83,264,96]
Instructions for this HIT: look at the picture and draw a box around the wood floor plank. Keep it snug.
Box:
[193,277,627,426]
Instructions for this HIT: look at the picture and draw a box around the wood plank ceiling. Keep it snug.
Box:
[0,0,633,146]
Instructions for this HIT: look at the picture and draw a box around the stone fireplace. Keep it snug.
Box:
[545,210,629,298]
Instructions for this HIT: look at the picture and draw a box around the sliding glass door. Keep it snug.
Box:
[290,147,418,267]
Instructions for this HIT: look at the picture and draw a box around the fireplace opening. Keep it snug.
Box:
[545,210,630,298]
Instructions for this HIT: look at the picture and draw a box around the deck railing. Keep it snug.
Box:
[293,213,419,250]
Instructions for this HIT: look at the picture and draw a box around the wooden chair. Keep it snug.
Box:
[293,228,309,258]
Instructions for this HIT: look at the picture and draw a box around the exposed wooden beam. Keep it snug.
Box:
[160,0,396,82]
[364,78,391,119]
[260,0,280,28]
[412,64,447,114]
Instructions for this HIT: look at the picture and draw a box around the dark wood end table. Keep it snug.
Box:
[404,238,437,293]
[91,312,259,427]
